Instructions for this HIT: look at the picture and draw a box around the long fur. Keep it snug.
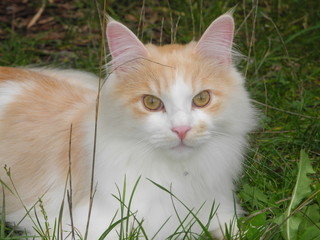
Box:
[0,14,256,239]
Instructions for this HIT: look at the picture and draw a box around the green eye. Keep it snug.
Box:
[193,90,210,108]
[143,95,164,111]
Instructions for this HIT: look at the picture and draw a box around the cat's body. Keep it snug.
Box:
[0,14,256,239]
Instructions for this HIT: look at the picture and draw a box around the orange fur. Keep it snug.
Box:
[0,15,255,239]
[0,67,96,213]
[110,43,237,118]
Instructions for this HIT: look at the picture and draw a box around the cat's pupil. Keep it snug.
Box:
[193,90,210,107]
[198,94,205,101]
[147,96,157,106]
[149,98,156,104]
[143,95,163,111]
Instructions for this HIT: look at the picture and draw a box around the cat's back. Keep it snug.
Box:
[0,67,98,118]
[0,67,97,213]
[0,66,98,157]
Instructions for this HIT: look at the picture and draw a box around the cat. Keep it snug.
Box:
[0,13,256,239]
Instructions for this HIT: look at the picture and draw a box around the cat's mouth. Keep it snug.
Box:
[171,141,193,151]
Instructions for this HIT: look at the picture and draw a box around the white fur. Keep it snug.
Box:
[0,81,23,118]
[74,66,256,239]
[1,14,256,240]
[1,68,254,239]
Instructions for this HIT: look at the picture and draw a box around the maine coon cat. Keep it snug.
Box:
[0,13,256,239]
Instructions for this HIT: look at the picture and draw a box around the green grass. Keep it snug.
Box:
[1,0,319,239]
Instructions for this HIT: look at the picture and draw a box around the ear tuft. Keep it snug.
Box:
[107,20,149,71]
[195,14,234,65]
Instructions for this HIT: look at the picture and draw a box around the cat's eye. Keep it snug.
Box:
[143,95,164,111]
[192,90,210,108]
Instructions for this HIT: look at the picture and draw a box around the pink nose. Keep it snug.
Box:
[171,126,191,140]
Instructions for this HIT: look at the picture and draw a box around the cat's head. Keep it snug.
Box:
[104,14,255,159]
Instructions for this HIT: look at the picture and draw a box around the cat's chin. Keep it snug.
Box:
[166,141,195,159]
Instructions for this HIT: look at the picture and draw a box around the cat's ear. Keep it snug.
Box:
[107,18,149,71]
[195,14,234,65]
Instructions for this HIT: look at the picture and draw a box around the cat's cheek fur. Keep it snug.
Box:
[144,113,182,150]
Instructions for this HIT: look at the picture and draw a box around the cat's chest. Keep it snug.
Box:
[106,150,210,197]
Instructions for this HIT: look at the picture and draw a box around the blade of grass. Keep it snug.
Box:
[126,176,141,238]
[3,165,46,236]
[147,179,214,239]
[98,215,131,240]
[84,0,107,238]
[67,124,75,240]
[0,177,15,196]
[150,216,171,240]
[112,192,149,239]
[120,176,126,239]
[284,150,315,240]
[168,184,188,236]
[111,178,149,240]
[244,0,259,78]
[1,186,5,239]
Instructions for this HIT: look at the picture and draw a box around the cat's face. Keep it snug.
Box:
[106,15,253,158]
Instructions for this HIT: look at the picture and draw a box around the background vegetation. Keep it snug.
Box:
[0,0,319,239]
